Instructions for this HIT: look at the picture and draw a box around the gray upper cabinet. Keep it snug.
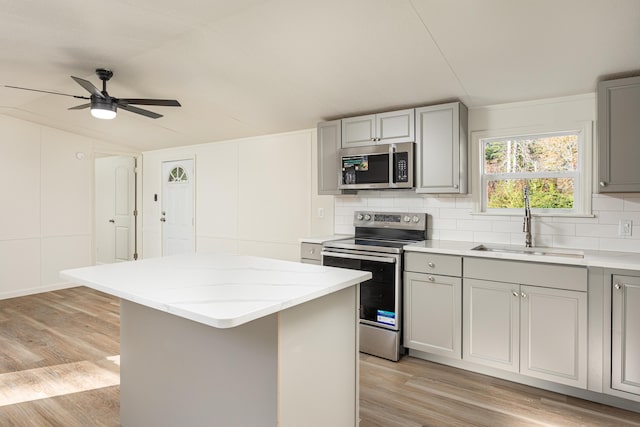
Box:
[341,108,415,147]
[415,102,468,194]
[317,120,342,195]
[597,76,640,192]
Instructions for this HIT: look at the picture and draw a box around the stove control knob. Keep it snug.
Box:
[403,215,411,222]
[364,214,372,221]
[412,215,420,223]
[357,213,364,220]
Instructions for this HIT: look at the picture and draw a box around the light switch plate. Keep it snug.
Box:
[619,219,633,236]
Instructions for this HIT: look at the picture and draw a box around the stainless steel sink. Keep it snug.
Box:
[471,244,584,259]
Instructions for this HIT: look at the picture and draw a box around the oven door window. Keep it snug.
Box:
[322,255,398,329]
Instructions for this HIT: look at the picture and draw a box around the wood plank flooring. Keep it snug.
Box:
[1,287,640,426]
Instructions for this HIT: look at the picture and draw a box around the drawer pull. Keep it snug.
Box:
[615,283,622,290]
[512,291,519,297]
[427,276,435,282]
[428,262,435,268]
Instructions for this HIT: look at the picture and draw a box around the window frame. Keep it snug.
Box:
[471,122,593,217]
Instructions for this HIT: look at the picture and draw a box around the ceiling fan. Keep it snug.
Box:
[5,68,181,119]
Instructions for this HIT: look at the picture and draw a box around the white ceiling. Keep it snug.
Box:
[1,0,639,151]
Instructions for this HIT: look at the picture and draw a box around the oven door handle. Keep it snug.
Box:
[321,251,397,264]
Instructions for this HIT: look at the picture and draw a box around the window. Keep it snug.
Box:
[472,124,592,216]
[168,166,188,183]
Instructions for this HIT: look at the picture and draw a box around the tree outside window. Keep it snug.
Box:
[480,131,581,213]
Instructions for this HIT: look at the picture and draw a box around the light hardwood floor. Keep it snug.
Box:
[1,287,640,426]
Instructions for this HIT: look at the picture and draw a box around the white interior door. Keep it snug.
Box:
[96,156,136,264]
[162,159,195,256]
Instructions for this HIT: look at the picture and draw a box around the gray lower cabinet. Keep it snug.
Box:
[404,252,462,359]
[300,242,322,265]
[612,274,640,396]
[463,278,519,372]
[317,120,342,195]
[414,102,468,194]
[463,258,588,389]
[404,272,462,358]
[597,75,640,192]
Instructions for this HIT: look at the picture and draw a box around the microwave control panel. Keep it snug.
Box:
[394,152,409,183]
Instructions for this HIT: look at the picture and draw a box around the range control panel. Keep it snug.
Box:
[353,211,427,230]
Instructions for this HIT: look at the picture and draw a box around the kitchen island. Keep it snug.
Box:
[60,253,371,427]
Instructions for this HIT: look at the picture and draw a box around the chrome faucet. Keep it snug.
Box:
[523,186,532,247]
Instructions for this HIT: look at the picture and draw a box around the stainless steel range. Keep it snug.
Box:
[321,211,427,361]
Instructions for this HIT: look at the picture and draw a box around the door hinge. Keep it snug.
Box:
[133,252,139,260]
[133,209,138,217]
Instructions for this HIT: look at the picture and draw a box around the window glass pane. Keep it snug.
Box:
[168,166,188,183]
[483,134,578,174]
[487,178,575,209]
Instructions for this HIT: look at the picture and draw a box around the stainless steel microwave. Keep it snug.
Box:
[339,142,414,190]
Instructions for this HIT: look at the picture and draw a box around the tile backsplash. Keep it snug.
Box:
[335,191,640,253]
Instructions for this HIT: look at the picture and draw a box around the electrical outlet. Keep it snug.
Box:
[619,219,633,237]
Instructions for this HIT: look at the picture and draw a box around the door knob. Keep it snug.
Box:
[108,219,115,223]
[615,283,622,290]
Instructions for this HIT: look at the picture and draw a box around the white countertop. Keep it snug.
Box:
[404,240,640,270]
[299,235,351,244]
[60,253,371,329]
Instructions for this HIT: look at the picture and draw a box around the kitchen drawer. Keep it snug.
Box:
[464,257,587,292]
[404,252,462,277]
[300,243,322,262]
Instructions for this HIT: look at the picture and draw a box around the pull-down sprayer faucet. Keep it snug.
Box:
[523,186,532,247]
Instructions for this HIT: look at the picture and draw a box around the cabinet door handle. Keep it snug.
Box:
[427,276,435,282]
[615,283,622,290]
[521,292,527,298]
[512,291,519,297]
[428,262,435,268]
[600,181,607,187]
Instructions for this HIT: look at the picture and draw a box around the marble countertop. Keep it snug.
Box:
[404,240,640,270]
[60,253,371,329]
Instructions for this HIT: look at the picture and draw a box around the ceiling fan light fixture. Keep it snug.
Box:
[90,98,117,119]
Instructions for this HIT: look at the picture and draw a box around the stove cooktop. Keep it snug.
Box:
[323,211,428,254]
[323,237,423,254]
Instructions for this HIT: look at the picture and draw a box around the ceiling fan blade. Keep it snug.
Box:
[4,85,89,99]
[71,76,105,98]
[118,98,181,107]
[118,103,162,119]
[68,103,91,110]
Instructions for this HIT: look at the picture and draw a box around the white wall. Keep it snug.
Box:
[141,129,334,261]
[0,115,135,299]
[335,94,640,253]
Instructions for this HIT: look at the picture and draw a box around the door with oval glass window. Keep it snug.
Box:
[161,159,195,256]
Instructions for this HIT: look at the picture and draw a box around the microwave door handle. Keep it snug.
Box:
[321,251,396,264]
[389,144,396,184]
